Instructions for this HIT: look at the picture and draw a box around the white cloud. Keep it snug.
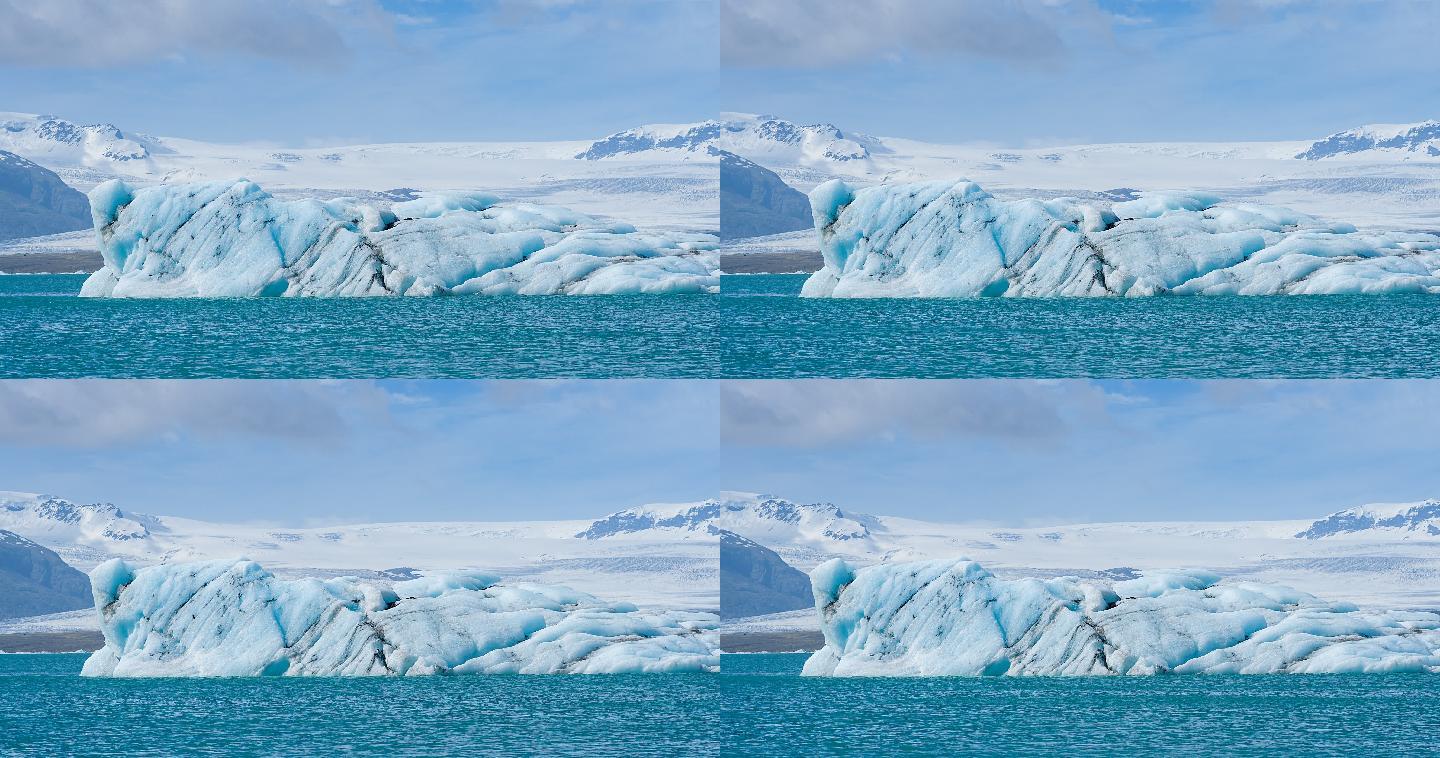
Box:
[0,0,394,67]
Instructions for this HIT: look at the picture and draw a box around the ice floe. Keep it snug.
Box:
[801,179,1440,297]
[81,559,719,676]
[80,179,718,297]
[802,558,1440,676]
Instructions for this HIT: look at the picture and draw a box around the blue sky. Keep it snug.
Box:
[723,380,1440,524]
[722,0,1440,144]
[0,380,716,523]
[0,0,716,143]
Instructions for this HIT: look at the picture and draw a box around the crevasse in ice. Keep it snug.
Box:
[801,179,1440,297]
[802,558,1440,676]
[80,179,719,297]
[81,559,719,676]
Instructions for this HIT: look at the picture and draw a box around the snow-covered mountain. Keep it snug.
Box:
[574,501,724,539]
[0,491,715,612]
[576,493,878,550]
[1295,500,1440,539]
[0,112,165,170]
[0,492,162,563]
[575,121,727,160]
[576,113,884,169]
[1296,121,1440,160]
[714,113,885,166]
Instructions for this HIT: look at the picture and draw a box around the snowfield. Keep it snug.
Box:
[82,559,718,677]
[802,558,1440,677]
[801,179,1440,298]
[0,111,719,237]
[80,179,718,297]
[0,492,718,613]
[699,493,1440,613]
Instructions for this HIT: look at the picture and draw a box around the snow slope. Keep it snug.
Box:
[800,178,1440,297]
[81,179,718,297]
[82,559,717,676]
[802,558,1440,676]
[0,492,717,613]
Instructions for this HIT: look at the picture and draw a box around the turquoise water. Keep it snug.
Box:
[720,274,1440,378]
[0,654,717,756]
[9,273,1440,378]
[722,653,1440,755]
[0,275,717,378]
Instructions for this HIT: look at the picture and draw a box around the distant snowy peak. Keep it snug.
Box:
[0,112,164,168]
[573,501,724,539]
[575,493,875,546]
[0,492,158,546]
[1295,500,1440,539]
[574,121,726,160]
[1296,121,1440,160]
[721,493,874,542]
[717,113,883,165]
[576,113,884,167]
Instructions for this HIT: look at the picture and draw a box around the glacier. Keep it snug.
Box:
[79,179,719,297]
[801,179,1440,297]
[802,558,1440,677]
[81,559,718,677]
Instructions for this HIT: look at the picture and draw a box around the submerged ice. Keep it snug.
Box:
[81,179,719,297]
[803,558,1440,677]
[801,179,1440,297]
[82,559,718,676]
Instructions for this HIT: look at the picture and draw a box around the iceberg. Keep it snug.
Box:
[80,179,719,297]
[81,559,719,677]
[802,558,1440,676]
[801,179,1440,297]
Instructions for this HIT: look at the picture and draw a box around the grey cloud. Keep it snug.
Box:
[0,380,395,447]
[721,0,1105,69]
[722,380,1112,447]
[0,0,393,67]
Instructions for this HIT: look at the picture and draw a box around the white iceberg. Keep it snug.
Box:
[801,179,1440,297]
[802,558,1440,676]
[81,559,719,677]
[80,179,719,297]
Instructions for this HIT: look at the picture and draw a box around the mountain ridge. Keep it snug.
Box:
[0,150,92,240]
